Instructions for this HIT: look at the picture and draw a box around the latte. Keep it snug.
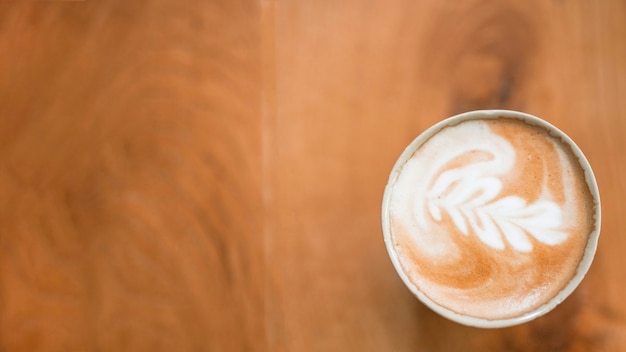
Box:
[382,110,600,327]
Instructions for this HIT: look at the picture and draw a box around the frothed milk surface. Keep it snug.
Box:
[387,116,595,320]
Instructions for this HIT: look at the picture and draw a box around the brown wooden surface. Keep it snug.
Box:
[0,0,625,351]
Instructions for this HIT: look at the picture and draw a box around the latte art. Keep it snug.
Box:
[385,115,597,322]
[424,133,568,252]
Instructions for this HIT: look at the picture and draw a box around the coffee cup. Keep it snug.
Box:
[382,110,601,328]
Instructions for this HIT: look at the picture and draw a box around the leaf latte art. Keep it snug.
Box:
[426,147,567,253]
[387,117,595,321]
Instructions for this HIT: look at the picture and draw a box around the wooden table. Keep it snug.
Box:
[1,0,625,350]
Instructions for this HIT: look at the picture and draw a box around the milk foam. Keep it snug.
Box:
[387,117,594,320]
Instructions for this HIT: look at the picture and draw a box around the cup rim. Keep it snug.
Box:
[381,109,601,328]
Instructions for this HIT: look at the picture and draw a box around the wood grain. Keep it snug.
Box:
[0,0,625,351]
[0,1,265,351]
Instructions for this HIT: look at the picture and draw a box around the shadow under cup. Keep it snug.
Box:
[381,110,601,328]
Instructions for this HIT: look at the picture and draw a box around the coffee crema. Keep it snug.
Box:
[386,116,596,321]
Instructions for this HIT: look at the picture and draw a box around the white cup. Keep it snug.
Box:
[381,110,601,328]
